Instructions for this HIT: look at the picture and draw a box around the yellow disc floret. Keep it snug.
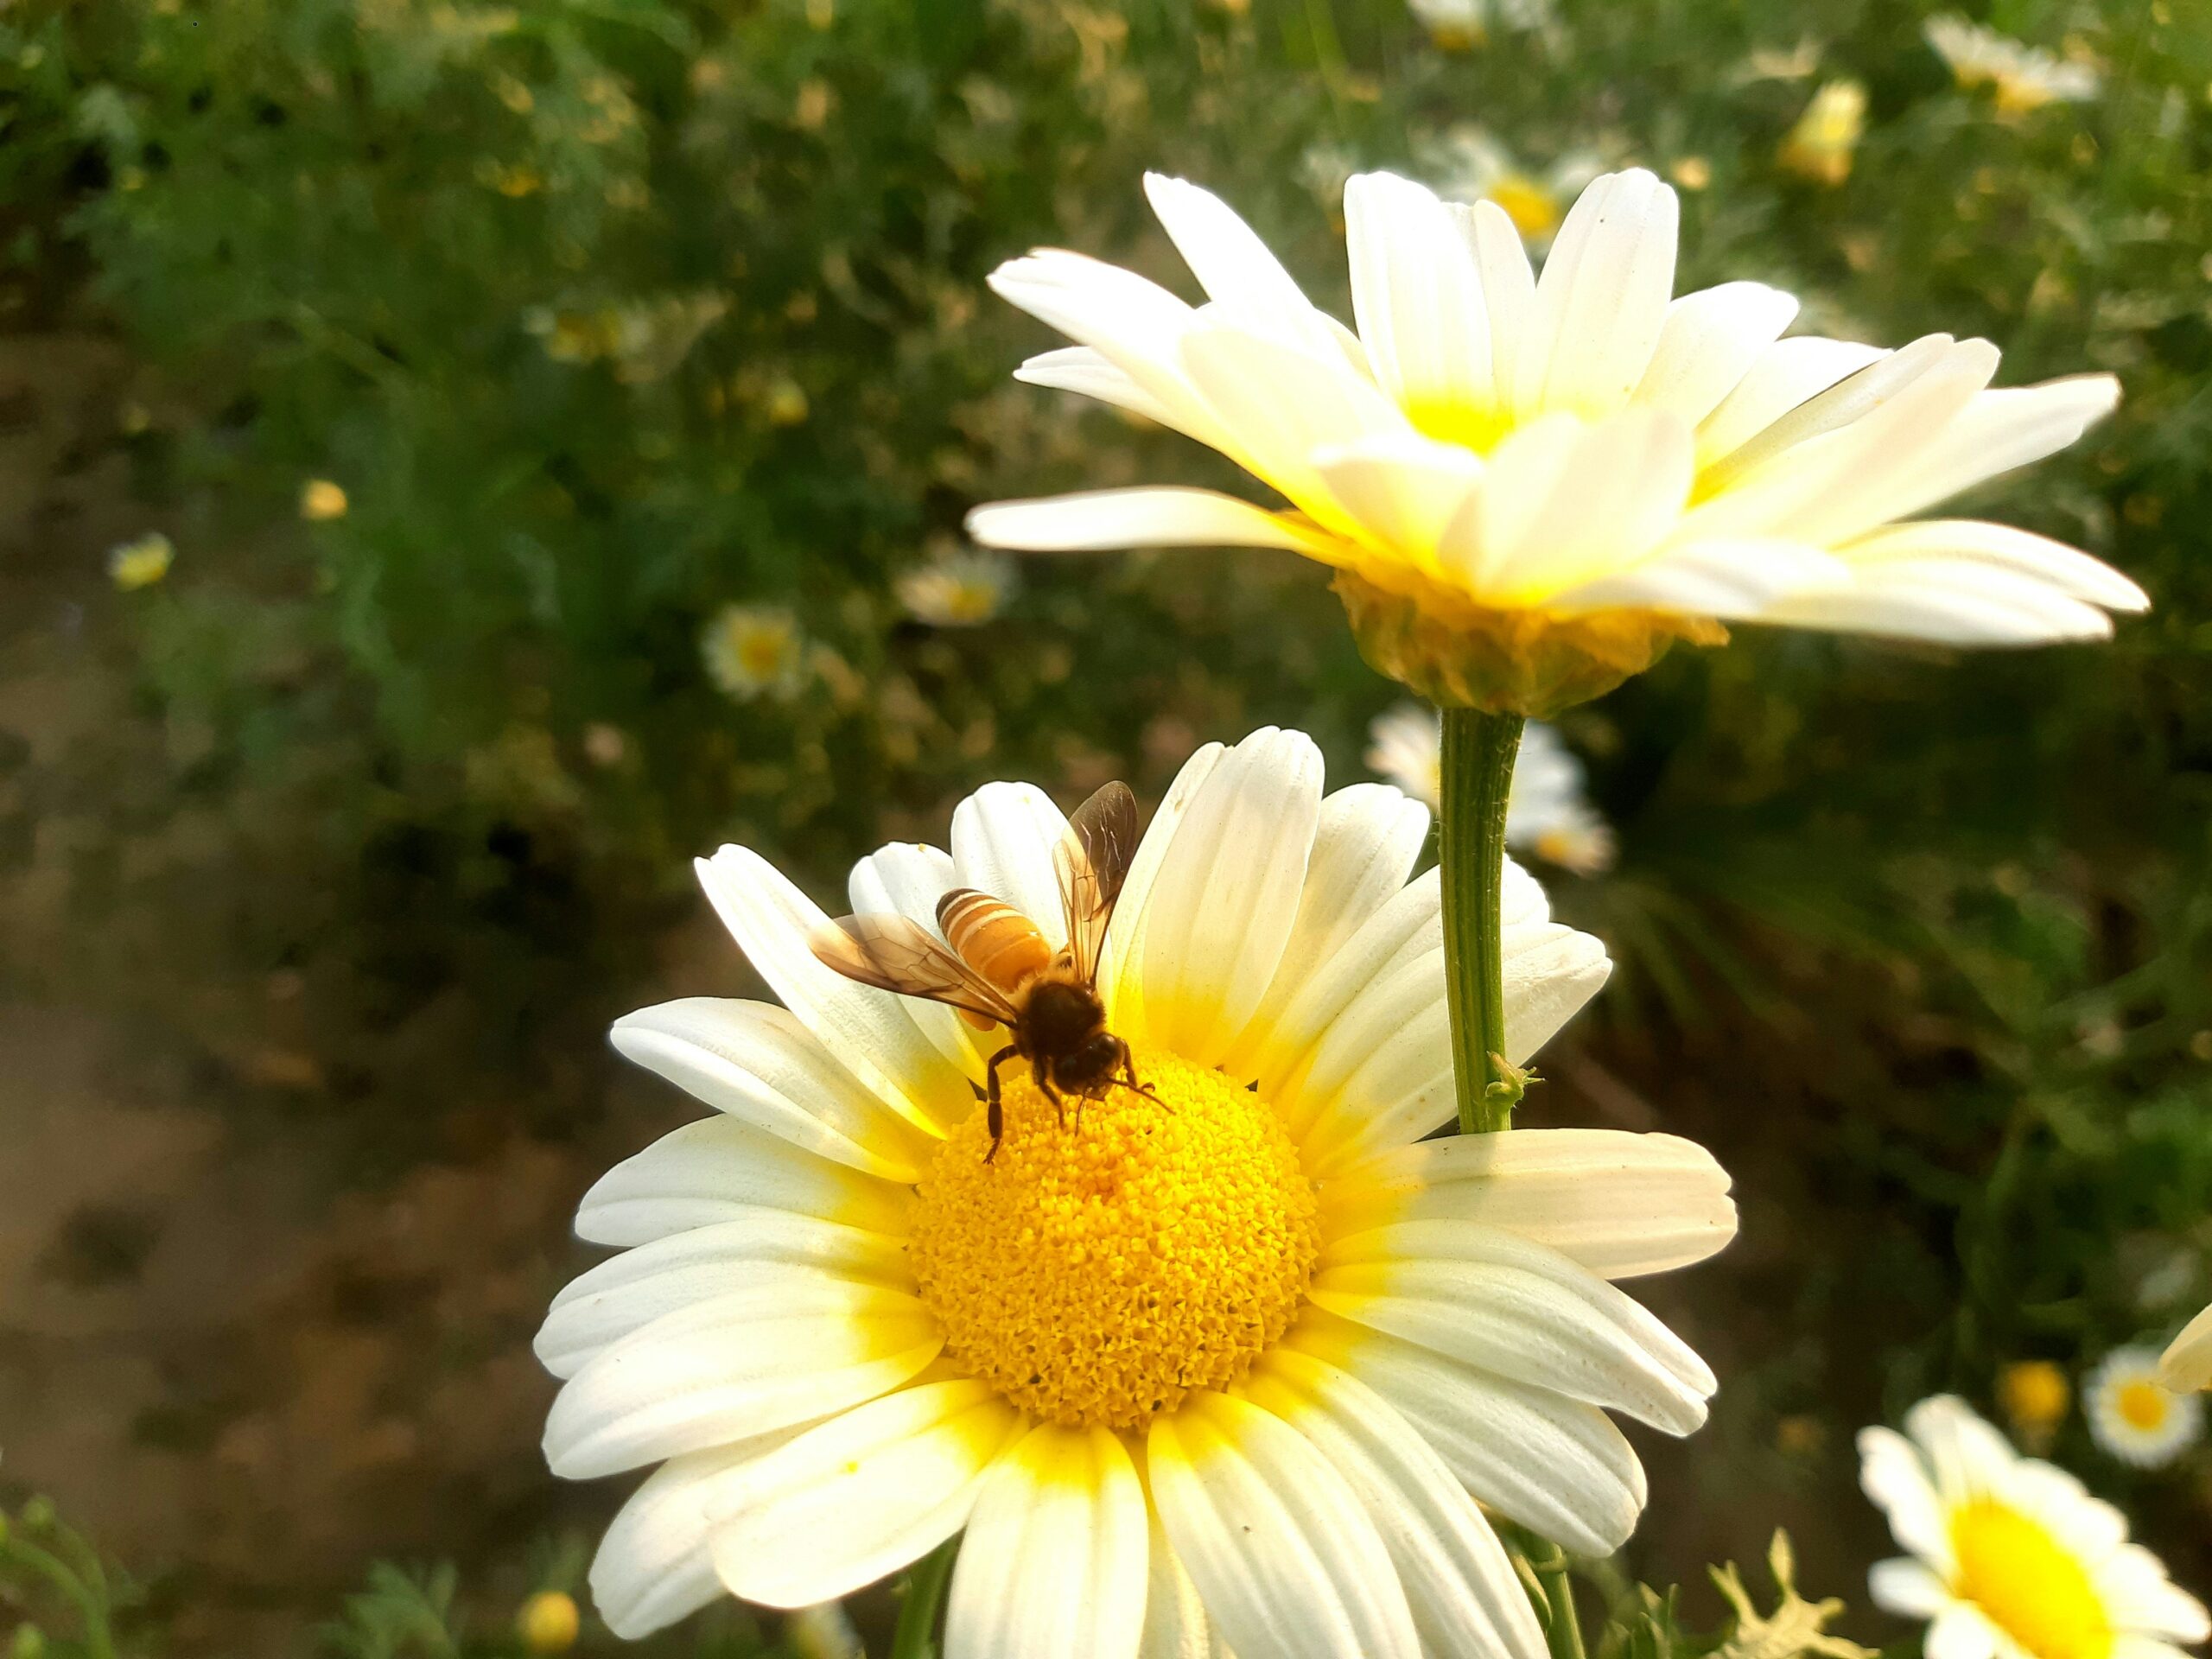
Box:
[908,1044,1320,1430]
[1950,1499,2113,1659]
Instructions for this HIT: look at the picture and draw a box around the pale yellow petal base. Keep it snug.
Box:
[1333,570,1727,717]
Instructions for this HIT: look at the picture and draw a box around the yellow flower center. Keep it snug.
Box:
[2116,1379,2171,1432]
[1950,1500,2113,1659]
[908,1044,1320,1430]
[737,631,790,677]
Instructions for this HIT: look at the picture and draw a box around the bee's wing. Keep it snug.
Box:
[1054,780,1138,985]
[811,913,1021,1025]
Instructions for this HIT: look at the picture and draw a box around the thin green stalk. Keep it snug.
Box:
[1439,707,1526,1133]
[889,1536,960,1659]
[1535,1553,1588,1659]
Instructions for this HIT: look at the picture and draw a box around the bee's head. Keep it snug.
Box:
[1053,1030,1125,1094]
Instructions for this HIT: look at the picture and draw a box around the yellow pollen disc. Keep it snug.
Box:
[2117,1380,2171,1431]
[1949,1500,2113,1659]
[907,1045,1320,1430]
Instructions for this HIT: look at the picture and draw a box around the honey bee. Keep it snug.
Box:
[810,781,1154,1162]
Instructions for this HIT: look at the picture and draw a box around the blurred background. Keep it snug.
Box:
[2,0,2209,1652]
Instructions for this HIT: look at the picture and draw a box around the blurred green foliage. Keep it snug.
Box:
[4,0,2212,1630]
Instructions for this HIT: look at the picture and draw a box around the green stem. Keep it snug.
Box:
[888,1537,959,1659]
[1535,1554,1587,1659]
[1439,706,1526,1133]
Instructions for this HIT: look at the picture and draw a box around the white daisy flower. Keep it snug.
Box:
[2086,1347,2203,1468]
[1403,0,1554,52]
[2158,1305,2212,1393]
[1778,80,1869,187]
[895,546,1017,627]
[701,604,810,702]
[1366,705,1615,874]
[1860,1395,2209,1659]
[1926,16,2101,114]
[967,168,2140,712]
[1414,127,1604,250]
[543,726,1739,1650]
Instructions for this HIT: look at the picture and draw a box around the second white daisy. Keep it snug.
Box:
[2086,1347,2203,1469]
[1860,1395,2209,1659]
[1367,705,1616,874]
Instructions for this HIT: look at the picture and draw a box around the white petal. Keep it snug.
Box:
[966,487,1345,561]
[1224,782,1431,1076]
[1837,373,2120,533]
[536,1218,912,1378]
[610,999,938,1182]
[1522,169,1680,423]
[945,1423,1150,1659]
[1312,1222,1716,1433]
[1293,1310,1646,1556]
[1462,200,1537,413]
[1632,283,1801,428]
[1549,538,1852,620]
[696,848,974,1134]
[1460,409,1694,600]
[1134,727,1324,1066]
[1103,741,1227,1032]
[1756,558,2115,645]
[589,1434,808,1639]
[849,842,987,1073]
[987,251,1230,450]
[1255,868,1440,1110]
[1699,332,1963,492]
[1243,1350,1546,1659]
[1343,171,1494,418]
[1016,346,1185,429]
[1145,173,1341,361]
[574,1116,915,1247]
[1867,1559,1951,1619]
[1928,1604,2004,1659]
[1904,1395,2017,1502]
[1838,520,2147,612]
[543,1281,940,1478]
[1322,1128,1738,1278]
[950,781,1071,952]
[1147,1391,1420,1659]
[1312,434,1487,567]
[2160,1303,2212,1392]
[1139,1513,1233,1659]
[708,1379,1024,1608]
[1857,1425,1955,1570]
[1694,336,1888,469]
[1178,324,1414,529]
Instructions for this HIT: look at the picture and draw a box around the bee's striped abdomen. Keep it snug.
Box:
[937,887,1054,1005]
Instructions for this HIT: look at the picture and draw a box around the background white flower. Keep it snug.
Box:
[1860,1395,2209,1659]
[701,603,810,702]
[969,168,2141,652]
[1926,16,2101,112]
[1414,126,1603,249]
[2085,1346,2202,1468]
[1366,705,1616,874]
[543,727,1738,1652]
[895,545,1016,627]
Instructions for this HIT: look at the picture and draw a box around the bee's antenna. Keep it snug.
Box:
[1111,1077,1169,1111]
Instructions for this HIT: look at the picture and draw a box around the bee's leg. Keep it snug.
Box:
[982,1045,1018,1164]
[1039,1074,1067,1130]
[1116,1038,1168,1110]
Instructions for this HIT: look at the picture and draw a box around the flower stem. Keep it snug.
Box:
[1535,1551,1588,1659]
[1439,706,1526,1134]
[889,1536,959,1659]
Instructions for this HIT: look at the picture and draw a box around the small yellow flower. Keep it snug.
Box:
[1779,80,1866,186]
[1669,156,1713,191]
[516,1589,581,1654]
[701,604,810,702]
[804,0,835,28]
[763,377,810,426]
[793,79,835,131]
[300,479,349,521]
[1998,1359,2070,1440]
[107,532,175,591]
